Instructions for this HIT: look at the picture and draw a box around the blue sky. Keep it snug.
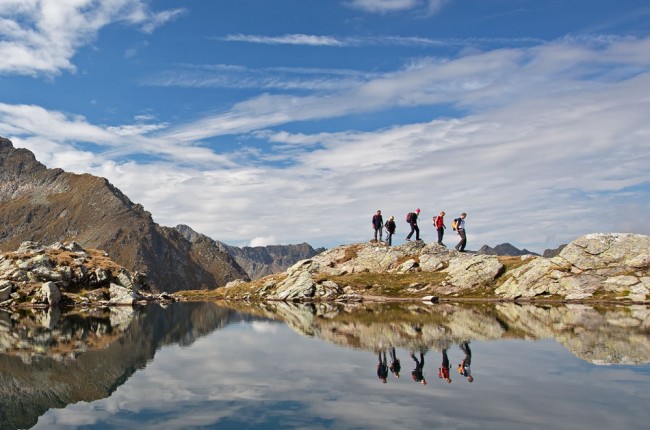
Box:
[1,0,649,252]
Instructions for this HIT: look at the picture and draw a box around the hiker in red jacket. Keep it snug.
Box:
[433,211,446,246]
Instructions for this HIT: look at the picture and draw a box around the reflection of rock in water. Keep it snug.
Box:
[223,301,650,365]
[0,303,258,430]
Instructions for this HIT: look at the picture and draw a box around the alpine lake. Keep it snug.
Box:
[1,300,649,429]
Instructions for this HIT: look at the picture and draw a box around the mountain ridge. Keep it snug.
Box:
[0,137,248,291]
[176,224,324,280]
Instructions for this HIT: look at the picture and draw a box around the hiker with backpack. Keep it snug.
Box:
[453,212,467,252]
[405,208,421,241]
[372,210,384,242]
[384,216,396,246]
[433,211,446,246]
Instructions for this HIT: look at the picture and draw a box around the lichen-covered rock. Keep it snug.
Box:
[273,271,315,300]
[40,282,61,305]
[109,283,138,305]
[0,281,13,301]
[496,233,650,301]
[445,255,504,288]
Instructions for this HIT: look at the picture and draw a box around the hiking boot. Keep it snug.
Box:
[405,238,411,241]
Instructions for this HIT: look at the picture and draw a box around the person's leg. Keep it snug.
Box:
[406,225,414,240]
[415,225,420,240]
[437,228,443,244]
[458,230,467,251]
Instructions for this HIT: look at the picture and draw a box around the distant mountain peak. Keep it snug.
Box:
[478,243,539,256]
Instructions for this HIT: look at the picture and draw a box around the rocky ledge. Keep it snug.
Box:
[185,233,650,304]
[0,241,178,309]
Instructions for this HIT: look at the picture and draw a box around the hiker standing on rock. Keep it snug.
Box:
[405,208,421,241]
[433,211,446,246]
[372,210,384,242]
[454,212,467,252]
[384,216,396,246]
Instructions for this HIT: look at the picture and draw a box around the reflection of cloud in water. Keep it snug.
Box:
[34,321,650,430]
[251,321,279,333]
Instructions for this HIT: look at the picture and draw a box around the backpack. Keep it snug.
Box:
[433,216,439,226]
[406,212,413,223]
[452,218,461,231]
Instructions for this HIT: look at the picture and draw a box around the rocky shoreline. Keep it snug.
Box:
[2,233,649,308]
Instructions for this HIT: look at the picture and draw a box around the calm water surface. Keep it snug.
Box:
[1,302,648,429]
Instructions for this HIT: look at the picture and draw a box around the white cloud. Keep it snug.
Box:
[217,33,541,48]
[345,0,421,13]
[0,0,185,76]
[344,0,450,15]
[249,236,279,247]
[2,36,650,252]
[221,33,344,46]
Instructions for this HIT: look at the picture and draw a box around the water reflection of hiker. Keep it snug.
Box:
[389,347,401,378]
[410,351,427,385]
[458,342,474,383]
[438,348,452,383]
[377,350,389,383]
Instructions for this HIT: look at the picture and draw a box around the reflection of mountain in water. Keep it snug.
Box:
[0,303,264,430]
[224,302,650,366]
[1,302,648,429]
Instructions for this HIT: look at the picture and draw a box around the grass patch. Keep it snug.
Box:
[320,271,447,297]
[497,256,533,272]
[336,244,362,264]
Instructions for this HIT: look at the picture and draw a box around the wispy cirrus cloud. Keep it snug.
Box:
[143,63,372,91]
[221,33,344,46]
[217,33,543,48]
[0,0,185,76]
[344,0,451,15]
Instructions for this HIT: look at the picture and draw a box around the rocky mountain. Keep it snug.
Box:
[0,137,248,292]
[176,224,324,280]
[478,243,538,256]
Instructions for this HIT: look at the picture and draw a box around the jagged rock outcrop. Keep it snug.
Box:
[176,224,323,279]
[229,241,505,301]
[478,243,538,256]
[0,241,177,308]
[0,137,248,292]
[210,234,650,304]
[495,233,650,301]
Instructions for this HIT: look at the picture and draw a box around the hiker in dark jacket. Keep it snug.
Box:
[384,216,396,246]
[406,208,421,241]
[372,210,384,241]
